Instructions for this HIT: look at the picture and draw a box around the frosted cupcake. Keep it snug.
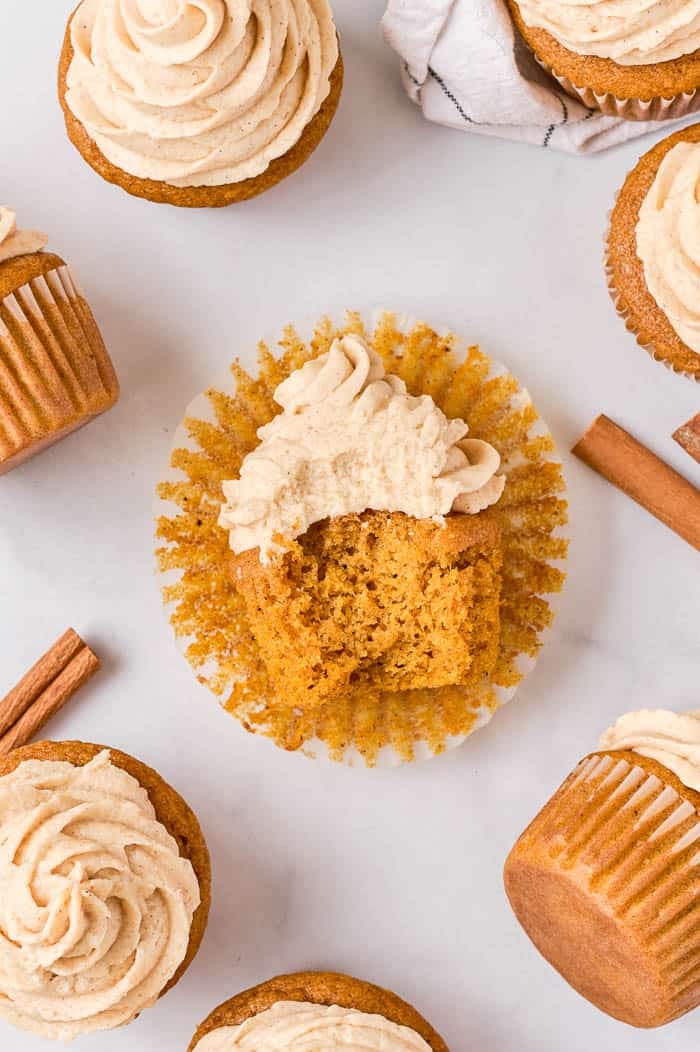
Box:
[0,741,210,1040]
[507,0,700,119]
[607,124,700,380]
[0,207,119,474]
[187,972,449,1051]
[505,708,700,1028]
[58,0,343,207]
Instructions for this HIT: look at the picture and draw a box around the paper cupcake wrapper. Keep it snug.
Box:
[154,309,568,767]
[603,202,700,381]
[532,752,700,1011]
[0,266,118,465]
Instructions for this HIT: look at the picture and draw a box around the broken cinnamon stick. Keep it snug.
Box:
[572,414,700,553]
[0,629,100,755]
[673,413,700,466]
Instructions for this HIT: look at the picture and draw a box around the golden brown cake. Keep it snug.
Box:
[0,210,119,474]
[58,2,343,208]
[188,972,450,1052]
[507,1,700,118]
[505,710,700,1028]
[606,124,700,381]
[233,510,502,710]
[0,740,210,1039]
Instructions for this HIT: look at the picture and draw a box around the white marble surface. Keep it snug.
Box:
[1,2,699,1050]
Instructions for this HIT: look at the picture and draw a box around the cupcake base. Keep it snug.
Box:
[188,972,449,1052]
[58,13,344,209]
[0,740,211,998]
[504,750,700,1028]
[606,125,700,381]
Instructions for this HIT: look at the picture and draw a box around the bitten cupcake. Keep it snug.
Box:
[504,708,700,1028]
[58,0,343,208]
[0,207,119,474]
[507,0,700,119]
[0,741,210,1040]
[187,971,449,1051]
[607,124,700,380]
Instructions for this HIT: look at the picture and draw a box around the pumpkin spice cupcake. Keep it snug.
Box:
[58,0,343,208]
[607,124,700,381]
[155,311,568,765]
[0,740,210,1040]
[188,972,449,1051]
[0,207,119,474]
[505,708,700,1028]
[507,0,700,119]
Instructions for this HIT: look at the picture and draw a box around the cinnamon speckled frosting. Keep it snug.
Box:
[0,208,47,265]
[65,0,339,187]
[600,709,700,792]
[218,333,505,560]
[515,0,700,65]
[0,751,200,1040]
[193,1002,432,1050]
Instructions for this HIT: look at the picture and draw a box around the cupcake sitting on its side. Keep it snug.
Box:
[58,0,343,208]
[504,708,700,1028]
[0,208,119,474]
[0,741,210,1041]
[607,124,700,381]
[188,972,449,1051]
[507,0,700,119]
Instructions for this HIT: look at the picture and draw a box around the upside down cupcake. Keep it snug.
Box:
[505,708,700,1028]
[0,207,119,474]
[507,0,700,119]
[607,124,700,380]
[0,741,210,1040]
[187,972,449,1051]
[58,0,343,207]
[156,311,568,765]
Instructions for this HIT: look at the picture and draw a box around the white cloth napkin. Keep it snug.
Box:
[382,0,683,154]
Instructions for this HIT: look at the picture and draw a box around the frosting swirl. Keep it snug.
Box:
[636,142,700,353]
[0,208,48,265]
[515,0,700,65]
[193,1001,432,1050]
[66,0,339,187]
[0,751,200,1040]
[219,333,505,559]
[600,709,700,792]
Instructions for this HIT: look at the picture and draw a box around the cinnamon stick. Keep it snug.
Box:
[0,630,100,754]
[572,415,700,553]
[673,413,700,466]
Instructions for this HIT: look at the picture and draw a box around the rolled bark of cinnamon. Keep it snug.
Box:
[572,414,700,552]
[673,413,700,465]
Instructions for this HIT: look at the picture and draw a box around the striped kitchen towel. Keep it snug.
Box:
[382,0,685,154]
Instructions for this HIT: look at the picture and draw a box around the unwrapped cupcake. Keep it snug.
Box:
[59,0,343,207]
[504,708,700,1027]
[0,207,119,474]
[0,741,210,1040]
[506,0,700,119]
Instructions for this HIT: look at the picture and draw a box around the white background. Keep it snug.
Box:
[1,2,699,1050]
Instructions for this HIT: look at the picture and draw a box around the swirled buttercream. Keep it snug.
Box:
[65,0,339,187]
[515,0,700,65]
[0,750,200,1040]
[0,208,48,265]
[600,709,700,792]
[218,333,505,559]
[636,142,700,353]
[193,1001,432,1050]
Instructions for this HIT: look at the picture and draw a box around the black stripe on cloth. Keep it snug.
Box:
[543,93,569,147]
[427,65,476,124]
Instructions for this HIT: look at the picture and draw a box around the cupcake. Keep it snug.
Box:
[607,124,700,380]
[155,311,568,765]
[0,207,119,474]
[506,0,700,119]
[0,741,210,1040]
[58,0,343,208]
[187,971,449,1051]
[504,708,700,1028]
